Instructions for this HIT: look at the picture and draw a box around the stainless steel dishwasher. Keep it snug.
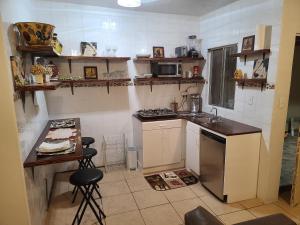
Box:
[200,130,227,201]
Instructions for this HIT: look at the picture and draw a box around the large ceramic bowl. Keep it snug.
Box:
[15,22,55,46]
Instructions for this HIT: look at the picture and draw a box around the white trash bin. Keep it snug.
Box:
[127,147,137,170]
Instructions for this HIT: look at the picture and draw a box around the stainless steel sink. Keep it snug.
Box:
[196,117,212,124]
[196,116,223,125]
[178,112,223,124]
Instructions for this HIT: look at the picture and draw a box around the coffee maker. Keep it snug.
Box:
[189,94,202,114]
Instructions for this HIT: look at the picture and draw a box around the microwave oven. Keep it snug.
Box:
[151,62,182,77]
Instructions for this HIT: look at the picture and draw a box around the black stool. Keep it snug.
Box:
[81,137,95,148]
[73,148,98,203]
[70,168,106,225]
[78,148,97,169]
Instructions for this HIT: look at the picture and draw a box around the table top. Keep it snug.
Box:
[23,118,83,168]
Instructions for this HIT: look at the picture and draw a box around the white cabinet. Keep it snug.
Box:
[186,122,201,175]
[143,129,164,167]
[162,127,182,165]
[134,119,184,168]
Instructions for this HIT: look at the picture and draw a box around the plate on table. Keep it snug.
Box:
[36,140,74,153]
[36,144,76,156]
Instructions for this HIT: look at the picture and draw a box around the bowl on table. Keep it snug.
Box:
[15,22,55,46]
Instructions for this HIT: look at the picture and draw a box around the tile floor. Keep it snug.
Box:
[46,166,300,225]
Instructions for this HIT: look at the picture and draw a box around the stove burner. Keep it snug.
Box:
[137,108,177,119]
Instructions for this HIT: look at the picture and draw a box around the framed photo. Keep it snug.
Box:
[242,35,255,52]
[84,66,98,79]
[153,46,165,58]
[81,42,97,56]
[10,56,25,87]
[253,58,269,79]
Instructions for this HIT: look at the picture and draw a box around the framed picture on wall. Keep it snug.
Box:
[81,42,97,56]
[241,35,255,52]
[253,58,269,79]
[84,66,98,79]
[153,46,165,58]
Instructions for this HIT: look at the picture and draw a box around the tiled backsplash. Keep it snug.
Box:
[35,2,203,155]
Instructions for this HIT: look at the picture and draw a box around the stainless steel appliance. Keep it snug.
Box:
[151,62,182,77]
[175,46,188,57]
[189,94,202,113]
[137,108,177,119]
[200,130,227,201]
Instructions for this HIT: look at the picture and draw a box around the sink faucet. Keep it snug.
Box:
[211,107,218,118]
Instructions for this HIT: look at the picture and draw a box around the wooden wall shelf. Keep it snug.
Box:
[134,76,205,92]
[234,78,272,91]
[15,82,61,92]
[59,78,132,95]
[231,49,271,58]
[16,45,61,57]
[58,56,131,74]
[231,49,271,65]
[60,56,131,61]
[16,82,61,110]
[134,57,205,63]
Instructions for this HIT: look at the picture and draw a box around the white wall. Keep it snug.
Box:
[31,1,203,168]
[198,0,283,202]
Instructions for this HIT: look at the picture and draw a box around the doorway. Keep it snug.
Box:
[279,36,300,207]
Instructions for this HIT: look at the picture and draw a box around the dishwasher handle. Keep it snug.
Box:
[201,130,226,144]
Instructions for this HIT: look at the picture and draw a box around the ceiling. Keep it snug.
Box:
[42,0,239,17]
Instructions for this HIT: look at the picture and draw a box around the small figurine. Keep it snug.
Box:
[234,69,244,79]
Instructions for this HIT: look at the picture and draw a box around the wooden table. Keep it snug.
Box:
[23,118,83,168]
[23,118,83,207]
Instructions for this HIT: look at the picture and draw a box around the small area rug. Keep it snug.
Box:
[145,169,198,191]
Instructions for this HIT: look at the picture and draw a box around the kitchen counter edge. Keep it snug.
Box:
[132,114,262,136]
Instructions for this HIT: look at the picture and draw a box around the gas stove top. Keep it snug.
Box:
[137,108,177,119]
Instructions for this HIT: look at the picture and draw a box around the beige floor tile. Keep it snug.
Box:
[47,197,79,225]
[105,210,145,225]
[140,204,183,225]
[123,169,144,180]
[133,189,169,209]
[164,187,197,202]
[99,180,130,197]
[274,198,300,220]
[201,195,244,216]
[80,211,99,225]
[218,210,255,225]
[171,197,215,220]
[101,170,125,183]
[238,198,264,209]
[127,177,152,192]
[249,204,300,224]
[189,183,210,197]
[102,193,138,216]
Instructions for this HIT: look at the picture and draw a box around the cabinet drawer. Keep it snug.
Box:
[143,119,182,131]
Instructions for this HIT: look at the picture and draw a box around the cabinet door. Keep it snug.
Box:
[162,127,182,165]
[186,129,194,171]
[143,130,163,168]
[186,130,200,175]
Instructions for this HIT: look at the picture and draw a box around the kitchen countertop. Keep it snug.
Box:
[133,112,261,136]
